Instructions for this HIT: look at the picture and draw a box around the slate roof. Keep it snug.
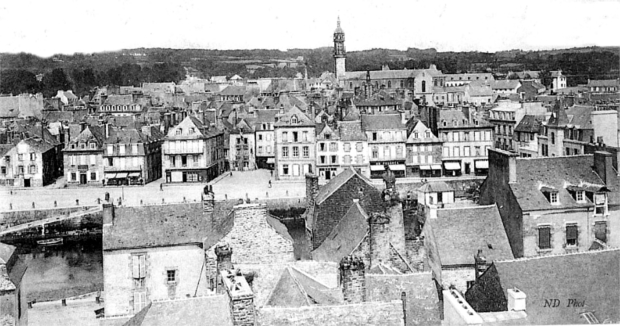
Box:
[338,120,366,141]
[123,295,233,326]
[366,272,441,326]
[105,126,164,145]
[491,249,620,325]
[21,137,56,153]
[314,168,373,205]
[361,114,405,131]
[265,267,341,307]
[274,106,314,127]
[510,155,612,211]
[587,79,619,87]
[220,86,247,96]
[429,204,514,266]
[312,202,369,262]
[444,73,494,81]
[566,105,595,129]
[103,95,135,106]
[417,181,453,193]
[514,115,543,133]
[103,200,236,251]
[491,80,520,89]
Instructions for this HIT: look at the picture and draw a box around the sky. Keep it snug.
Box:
[0,0,619,57]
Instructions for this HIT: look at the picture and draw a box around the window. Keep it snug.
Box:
[90,143,96,149]
[282,147,289,158]
[181,155,187,167]
[71,172,77,181]
[595,221,607,242]
[320,156,326,164]
[538,226,551,249]
[344,155,351,164]
[133,144,139,154]
[329,142,338,152]
[90,172,97,181]
[383,146,390,158]
[29,165,36,174]
[267,145,272,154]
[282,164,289,175]
[303,146,309,158]
[258,134,263,141]
[293,146,299,157]
[119,145,126,155]
[453,147,460,157]
[30,152,36,160]
[0,167,5,175]
[372,147,378,159]
[176,128,183,135]
[258,146,263,154]
[18,154,23,161]
[189,127,195,134]
[442,147,449,157]
[372,132,377,141]
[167,270,176,283]
[293,132,299,142]
[566,224,578,246]
[576,190,584,202]
[282,132,288,142]
[594,193,608,215]
[80,143,86,149]
[90,155,96,166]
[319,143,326,151]
[550,192,558,203]
[344,143,351,152]
[551,132,555,144]
[356,155,363,164]
[18,165,24,174]
[302,131,308,142]
[464,146,470,157]
[331,155,337,164]
[108,157,113,166]
[396,146,403,158]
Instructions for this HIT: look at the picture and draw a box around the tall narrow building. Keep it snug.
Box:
[333,17,346,82]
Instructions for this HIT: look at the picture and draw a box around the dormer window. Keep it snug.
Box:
[90,143,96,149]
[290,115,298,124]
[452,120,457,127]
[594,193,608,216]
[541,186,559,204]
[442,120,447,127]
[325,134,331,140]
[176,128,183,135]
[80,143,86,149]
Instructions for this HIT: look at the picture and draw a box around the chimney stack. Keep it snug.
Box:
[474,249,488,281]
[215,243,234,294]
[305,173,319,213]
[369,212,390,269]
[593,151,614,185]
[507,288,526,312]
[102,192,115,226]
[339,255,366,303]
[221,269,256,326]
[202,185,215,213]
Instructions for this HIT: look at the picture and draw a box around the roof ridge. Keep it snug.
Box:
[438,203,497,211]
[495,247,620,264]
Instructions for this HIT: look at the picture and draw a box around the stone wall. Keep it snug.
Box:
[0,206,100,228]
[442,267,475,293]
[257,301,405,326]
[405,238,426,272]
[210,204,294,265]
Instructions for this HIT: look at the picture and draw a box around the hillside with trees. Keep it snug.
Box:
[0,46,617,97]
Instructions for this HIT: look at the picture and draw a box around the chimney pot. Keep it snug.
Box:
[507,288,527,312]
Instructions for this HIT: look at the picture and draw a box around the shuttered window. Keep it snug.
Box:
[594,221,607,243]
[566,224,578,246]
[538,227,551,249]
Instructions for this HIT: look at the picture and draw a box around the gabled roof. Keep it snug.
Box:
[428,204,514,266]
[510,155,610,211]
[123,295,233,326]
[103,200,236,251]
[102,94,136,106]
[312,202,369,263]
[274,106,313,127]
[417,181,453,194]
[514,115,544,133]
[265,267,341,307]
[491,80,521,89]
[361,114,405,131]
[220,85,247,96]
[314,168,374,205]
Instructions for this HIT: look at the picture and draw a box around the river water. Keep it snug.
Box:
[10,236,103,302]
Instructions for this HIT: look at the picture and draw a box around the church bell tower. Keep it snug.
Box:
[333,17,346,81]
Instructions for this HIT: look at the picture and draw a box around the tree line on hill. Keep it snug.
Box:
[0,46,617,97]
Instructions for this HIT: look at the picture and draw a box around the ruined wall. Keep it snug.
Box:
[257,301,405,326]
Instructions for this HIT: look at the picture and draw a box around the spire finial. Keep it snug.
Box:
[337,16,341,28]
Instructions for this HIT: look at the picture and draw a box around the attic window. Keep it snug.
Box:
[189,128,195,134]
[325,134,330,140]
[176,128,182,135]
[291,115,298,124]
[90,143,96,149]
[442,120,447,127]
[80,143,86,149]
[452,120,457,127]
[541,187,559,204]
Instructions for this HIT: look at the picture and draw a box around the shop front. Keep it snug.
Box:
[474,159,489,176]
[419,164,443,178]
[443,161,462,177]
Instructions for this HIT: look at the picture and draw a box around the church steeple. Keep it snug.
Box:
[333,17,346,81]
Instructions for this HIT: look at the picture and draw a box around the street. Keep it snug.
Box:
[0,169,306,211]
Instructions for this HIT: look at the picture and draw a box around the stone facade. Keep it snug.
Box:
[221,270,256,326]
[208,204,294,265]
[103,244,209,317]
[340,256,366,303]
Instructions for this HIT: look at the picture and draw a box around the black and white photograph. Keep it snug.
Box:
[0,0,619,325]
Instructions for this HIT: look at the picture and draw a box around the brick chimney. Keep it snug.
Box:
[474,249,488,282]
[202,185,215,213]
[594,151,615,186]
[221,269,256,326]
[102,192,115,226]
[215,243,233,294]
[305,173,319,213]
[339,255,366,303]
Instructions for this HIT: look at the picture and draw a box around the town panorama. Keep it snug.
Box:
[1,17,620,326]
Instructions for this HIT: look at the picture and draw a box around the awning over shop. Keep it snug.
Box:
[431,164,443,170]
[370,165,385,171]
[420,165,432,170]
[267,158,275,164]
[475,160,489,169]
[105,173,118,179]
[128,172,141,178]
[115,172,128,179]
[389,164,406,171]
[444,162,461,170]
